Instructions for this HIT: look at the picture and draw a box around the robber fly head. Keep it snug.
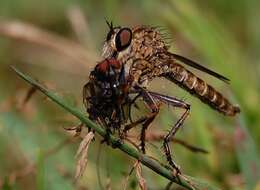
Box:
[102,21,133,59]
[102,23,169,65]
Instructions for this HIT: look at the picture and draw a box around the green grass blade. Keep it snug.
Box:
[235,117,260,190]
[36,150,45,190]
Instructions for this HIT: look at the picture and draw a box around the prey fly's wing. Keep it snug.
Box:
[169,53,230,84]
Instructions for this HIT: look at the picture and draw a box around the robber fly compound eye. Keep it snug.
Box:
[115,28,132,52]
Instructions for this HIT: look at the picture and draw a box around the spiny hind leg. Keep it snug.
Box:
[139,112,158,153]
[145,91,191,174]
[124,87,160,153]
[163,105,190,174]
[138,88,160,153]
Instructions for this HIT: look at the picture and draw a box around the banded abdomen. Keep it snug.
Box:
[162,63,240,116]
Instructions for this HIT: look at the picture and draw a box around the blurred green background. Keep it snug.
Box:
[0,0,259,189]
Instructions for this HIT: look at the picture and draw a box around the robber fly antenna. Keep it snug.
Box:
[105,19,114,31]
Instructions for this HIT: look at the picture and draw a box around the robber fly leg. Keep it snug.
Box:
[163,108,190,174]
[100,126,112,145]
[145,91,190,174]
[115,127,124,148]
[123,117,147,134]
[140,112,158,153]
[138,89,161,153]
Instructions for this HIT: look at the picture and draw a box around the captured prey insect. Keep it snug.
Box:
[101,22,240,173]
[83,58,131,141]
[83,58,189,152]
[82,58,151,142]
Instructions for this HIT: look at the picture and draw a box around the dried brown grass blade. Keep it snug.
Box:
[0,20,98,73]
[135,161,147,190]
[105,177,112,190]
[122,163,135,190]
[67,5,94,49]
[75,131,95,181]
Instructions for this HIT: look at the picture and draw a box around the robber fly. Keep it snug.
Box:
[102,22,240,173]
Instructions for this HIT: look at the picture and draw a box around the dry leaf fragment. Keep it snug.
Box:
[135,161,147,190]
[122,162,136,190]
[75,131,95,181]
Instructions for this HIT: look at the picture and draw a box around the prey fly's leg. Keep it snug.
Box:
[147,91,190,174]
[140,112,158,153]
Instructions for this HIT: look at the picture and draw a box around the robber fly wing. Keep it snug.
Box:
[169,53,230,84]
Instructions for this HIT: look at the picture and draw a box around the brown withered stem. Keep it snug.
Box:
[0,20,98,74]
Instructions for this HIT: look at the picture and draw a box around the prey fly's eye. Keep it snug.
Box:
[115,28,132,52]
